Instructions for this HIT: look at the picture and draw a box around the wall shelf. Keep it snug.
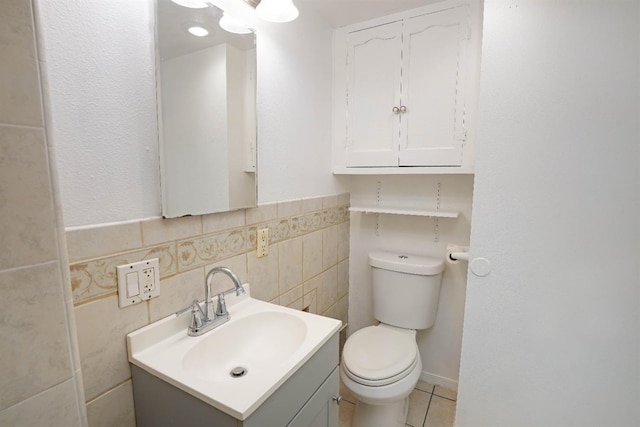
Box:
[333,167,475,175]
[349,205,459,218]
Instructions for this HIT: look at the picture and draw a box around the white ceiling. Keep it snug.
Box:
[158,0,255,60]
[296,0,445,28]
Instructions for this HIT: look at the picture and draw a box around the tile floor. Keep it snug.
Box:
[339,379,457,427]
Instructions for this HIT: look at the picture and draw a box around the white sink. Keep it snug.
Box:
[182,310,307,382]
[127,285,341,420]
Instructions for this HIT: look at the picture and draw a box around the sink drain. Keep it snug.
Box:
[230,366,248,378]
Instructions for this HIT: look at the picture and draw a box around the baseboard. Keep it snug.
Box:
[420,371,458,391]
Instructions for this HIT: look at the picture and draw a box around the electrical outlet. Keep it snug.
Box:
[257,228,269,258]
[117,258,160,308]
[142,267,156,292]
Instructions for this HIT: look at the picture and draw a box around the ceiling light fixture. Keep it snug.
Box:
[255,0,299,23]
[171,0,209,8]
[219,13,253,34]
[188,26,209,37]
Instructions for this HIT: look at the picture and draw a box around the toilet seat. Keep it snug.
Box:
[342,325,418,387]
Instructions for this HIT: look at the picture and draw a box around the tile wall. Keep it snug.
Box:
[0,0,85,425]
[67,194,350,425]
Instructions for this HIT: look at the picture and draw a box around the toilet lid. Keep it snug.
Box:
[342,326,417,385]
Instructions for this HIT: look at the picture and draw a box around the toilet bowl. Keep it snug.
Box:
[341,324,422,426]
[341,251,444,427]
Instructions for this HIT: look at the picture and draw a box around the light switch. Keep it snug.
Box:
[126,271,140,297]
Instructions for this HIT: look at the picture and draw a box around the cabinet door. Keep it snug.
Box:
[345,21,402,167]
[287,368,339,427]
[400,7,470,166]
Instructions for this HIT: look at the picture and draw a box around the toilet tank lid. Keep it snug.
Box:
[369,251,444,275]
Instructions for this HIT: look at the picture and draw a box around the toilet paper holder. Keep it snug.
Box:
[446,244,469,263]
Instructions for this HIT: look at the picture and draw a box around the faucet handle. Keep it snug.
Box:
[215,293,228,317]
[190,301,205,331]
[176,299,200,317]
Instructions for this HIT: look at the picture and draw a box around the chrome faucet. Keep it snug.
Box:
[204,266,246,320]
[176,266,246,337]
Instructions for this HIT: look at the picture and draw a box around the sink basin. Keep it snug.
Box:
[182,311,307,382]
[127,285,341,420]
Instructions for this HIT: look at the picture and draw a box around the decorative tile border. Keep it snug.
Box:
[70,244,176,304]
[291,207,348,237]
[69,199,349,305]
[177,228,248,271]
[176,205,347,274]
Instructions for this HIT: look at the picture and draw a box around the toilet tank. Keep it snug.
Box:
[369,251,445,330]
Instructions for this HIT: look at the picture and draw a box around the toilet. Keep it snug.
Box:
[340,251,445,427]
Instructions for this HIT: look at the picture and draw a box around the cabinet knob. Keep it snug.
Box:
[392,106,400,114]
[399,105,407,113]
[332,395,343,405]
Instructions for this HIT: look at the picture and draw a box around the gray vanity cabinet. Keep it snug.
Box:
[131,333,339,427]
[288,369,339,427]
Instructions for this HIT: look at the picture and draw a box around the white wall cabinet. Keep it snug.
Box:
[333,1,481,174]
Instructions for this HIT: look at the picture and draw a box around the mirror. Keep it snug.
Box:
[156,0,257,218]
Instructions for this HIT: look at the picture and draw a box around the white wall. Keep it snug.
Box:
[456,1,640,426]
[37,0,160,227]
[38,0,344,228]
[348,174,474,389]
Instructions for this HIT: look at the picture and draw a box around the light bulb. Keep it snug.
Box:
[219,13,253,35]
[256,0,299,23]
[171,0,209,8]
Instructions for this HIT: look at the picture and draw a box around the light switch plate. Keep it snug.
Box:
[117,258,160,308]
